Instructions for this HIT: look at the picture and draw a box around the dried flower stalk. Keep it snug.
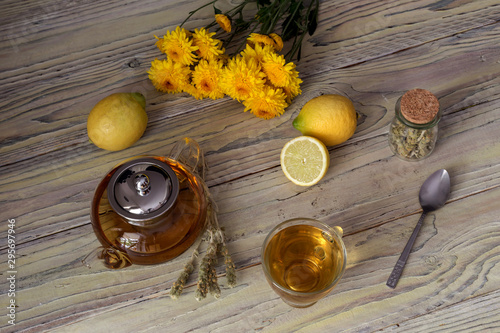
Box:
[220,244,236,288]
[195,228,218,301]
[170,249,199,300]
[169,184,236,301]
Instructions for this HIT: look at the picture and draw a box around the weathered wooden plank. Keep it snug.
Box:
[303,0,500,72]
[1,91,499,254]
[2,10,500,170]
[6,183,499,332]
[2,20,500,246]
[1,1,500,332]
[380,290,500,332]
[1,90,499,329]
[1,1,499,164]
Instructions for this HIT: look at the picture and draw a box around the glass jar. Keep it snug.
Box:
[388,89,441,161]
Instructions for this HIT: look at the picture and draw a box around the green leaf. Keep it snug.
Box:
[257,6,271,23]
[295,21,307,31]
[281,1,303,41]
[282,15,297,41]
[307,4,319,36]
[213,5,222,15]
[235,16,248,28]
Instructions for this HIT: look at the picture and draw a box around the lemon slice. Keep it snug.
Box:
[280,136,330,186]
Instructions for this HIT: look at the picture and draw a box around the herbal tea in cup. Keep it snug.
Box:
[261,218,346,308]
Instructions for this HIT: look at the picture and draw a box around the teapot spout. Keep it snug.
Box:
[99,247,132,269]
[82,246,132,269]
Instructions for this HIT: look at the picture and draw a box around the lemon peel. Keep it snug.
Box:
[87,93,147,151]
[293,94,357,146]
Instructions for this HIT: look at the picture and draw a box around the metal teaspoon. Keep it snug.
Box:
[386,169,451,289]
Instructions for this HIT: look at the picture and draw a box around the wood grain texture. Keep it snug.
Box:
[12,186,500,332]
[1,0,500,332]
[380,290,500,332]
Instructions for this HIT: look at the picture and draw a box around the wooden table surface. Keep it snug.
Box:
[1,0,500,332]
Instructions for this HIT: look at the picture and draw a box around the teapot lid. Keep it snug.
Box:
[107,157,179,222]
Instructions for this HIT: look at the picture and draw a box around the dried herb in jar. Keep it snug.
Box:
[388,89,441,161]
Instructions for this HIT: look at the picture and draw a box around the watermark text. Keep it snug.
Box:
[6,219,17,326]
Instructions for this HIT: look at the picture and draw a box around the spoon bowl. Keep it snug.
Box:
[419,169,451,212]
[387,169,451,288]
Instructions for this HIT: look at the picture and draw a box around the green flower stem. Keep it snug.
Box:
[261,0,290,35]
[177,0,319,61]
[285,0,318,61]
[180,0,218,28]
[281,1,301,40]
[205,1,250,31]
[231,21,260,54]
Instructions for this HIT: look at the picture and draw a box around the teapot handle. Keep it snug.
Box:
[168,137,205,179]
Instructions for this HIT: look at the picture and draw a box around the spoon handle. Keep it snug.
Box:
[387,212,427,289]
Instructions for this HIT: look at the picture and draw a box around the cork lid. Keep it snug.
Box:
[400,89,439,124]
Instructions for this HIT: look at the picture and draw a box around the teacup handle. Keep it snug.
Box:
[331,226,343,238]
[168,137,205,178]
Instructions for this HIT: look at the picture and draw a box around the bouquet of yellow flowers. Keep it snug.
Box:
[148,0,319,119]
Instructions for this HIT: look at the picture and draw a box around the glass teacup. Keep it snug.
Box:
[261,218,346,308]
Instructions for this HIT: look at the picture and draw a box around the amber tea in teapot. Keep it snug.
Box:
[89,138,208,268]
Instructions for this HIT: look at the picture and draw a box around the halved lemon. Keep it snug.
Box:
[280,136,330,186]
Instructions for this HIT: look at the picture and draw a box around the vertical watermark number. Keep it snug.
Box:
[6,219,16,326]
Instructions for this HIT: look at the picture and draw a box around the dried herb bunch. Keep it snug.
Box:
[389,119,438,160]
[169,194,236,300]
[182,0,320,61]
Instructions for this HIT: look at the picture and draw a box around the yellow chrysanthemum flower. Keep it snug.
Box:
[215,14,231,33]
[282,69,302,103]
[247,33,283,53]
[161,26,198,65]
[218,53,230,65]
[240,43,275,66]
[192,28,224,61]
[154,35,166,53]
[192,59,225,100]
[183,83,204,100]
[247,33,276,49]
[243,86,288,120]
[269,33,283,52]
[148,58,191,93]
[261,52,296,87]
[220,56,266,102]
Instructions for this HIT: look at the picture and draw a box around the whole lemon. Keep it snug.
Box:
[87,93,147,151]
[292,94,358,146]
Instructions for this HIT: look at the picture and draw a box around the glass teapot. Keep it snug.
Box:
[89,138,208,269]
